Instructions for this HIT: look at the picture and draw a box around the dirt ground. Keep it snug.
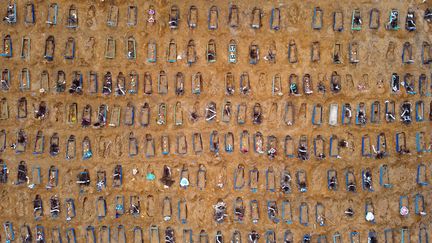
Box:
[0,0,431,242]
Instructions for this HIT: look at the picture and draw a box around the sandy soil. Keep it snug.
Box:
[0,0,431,242]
